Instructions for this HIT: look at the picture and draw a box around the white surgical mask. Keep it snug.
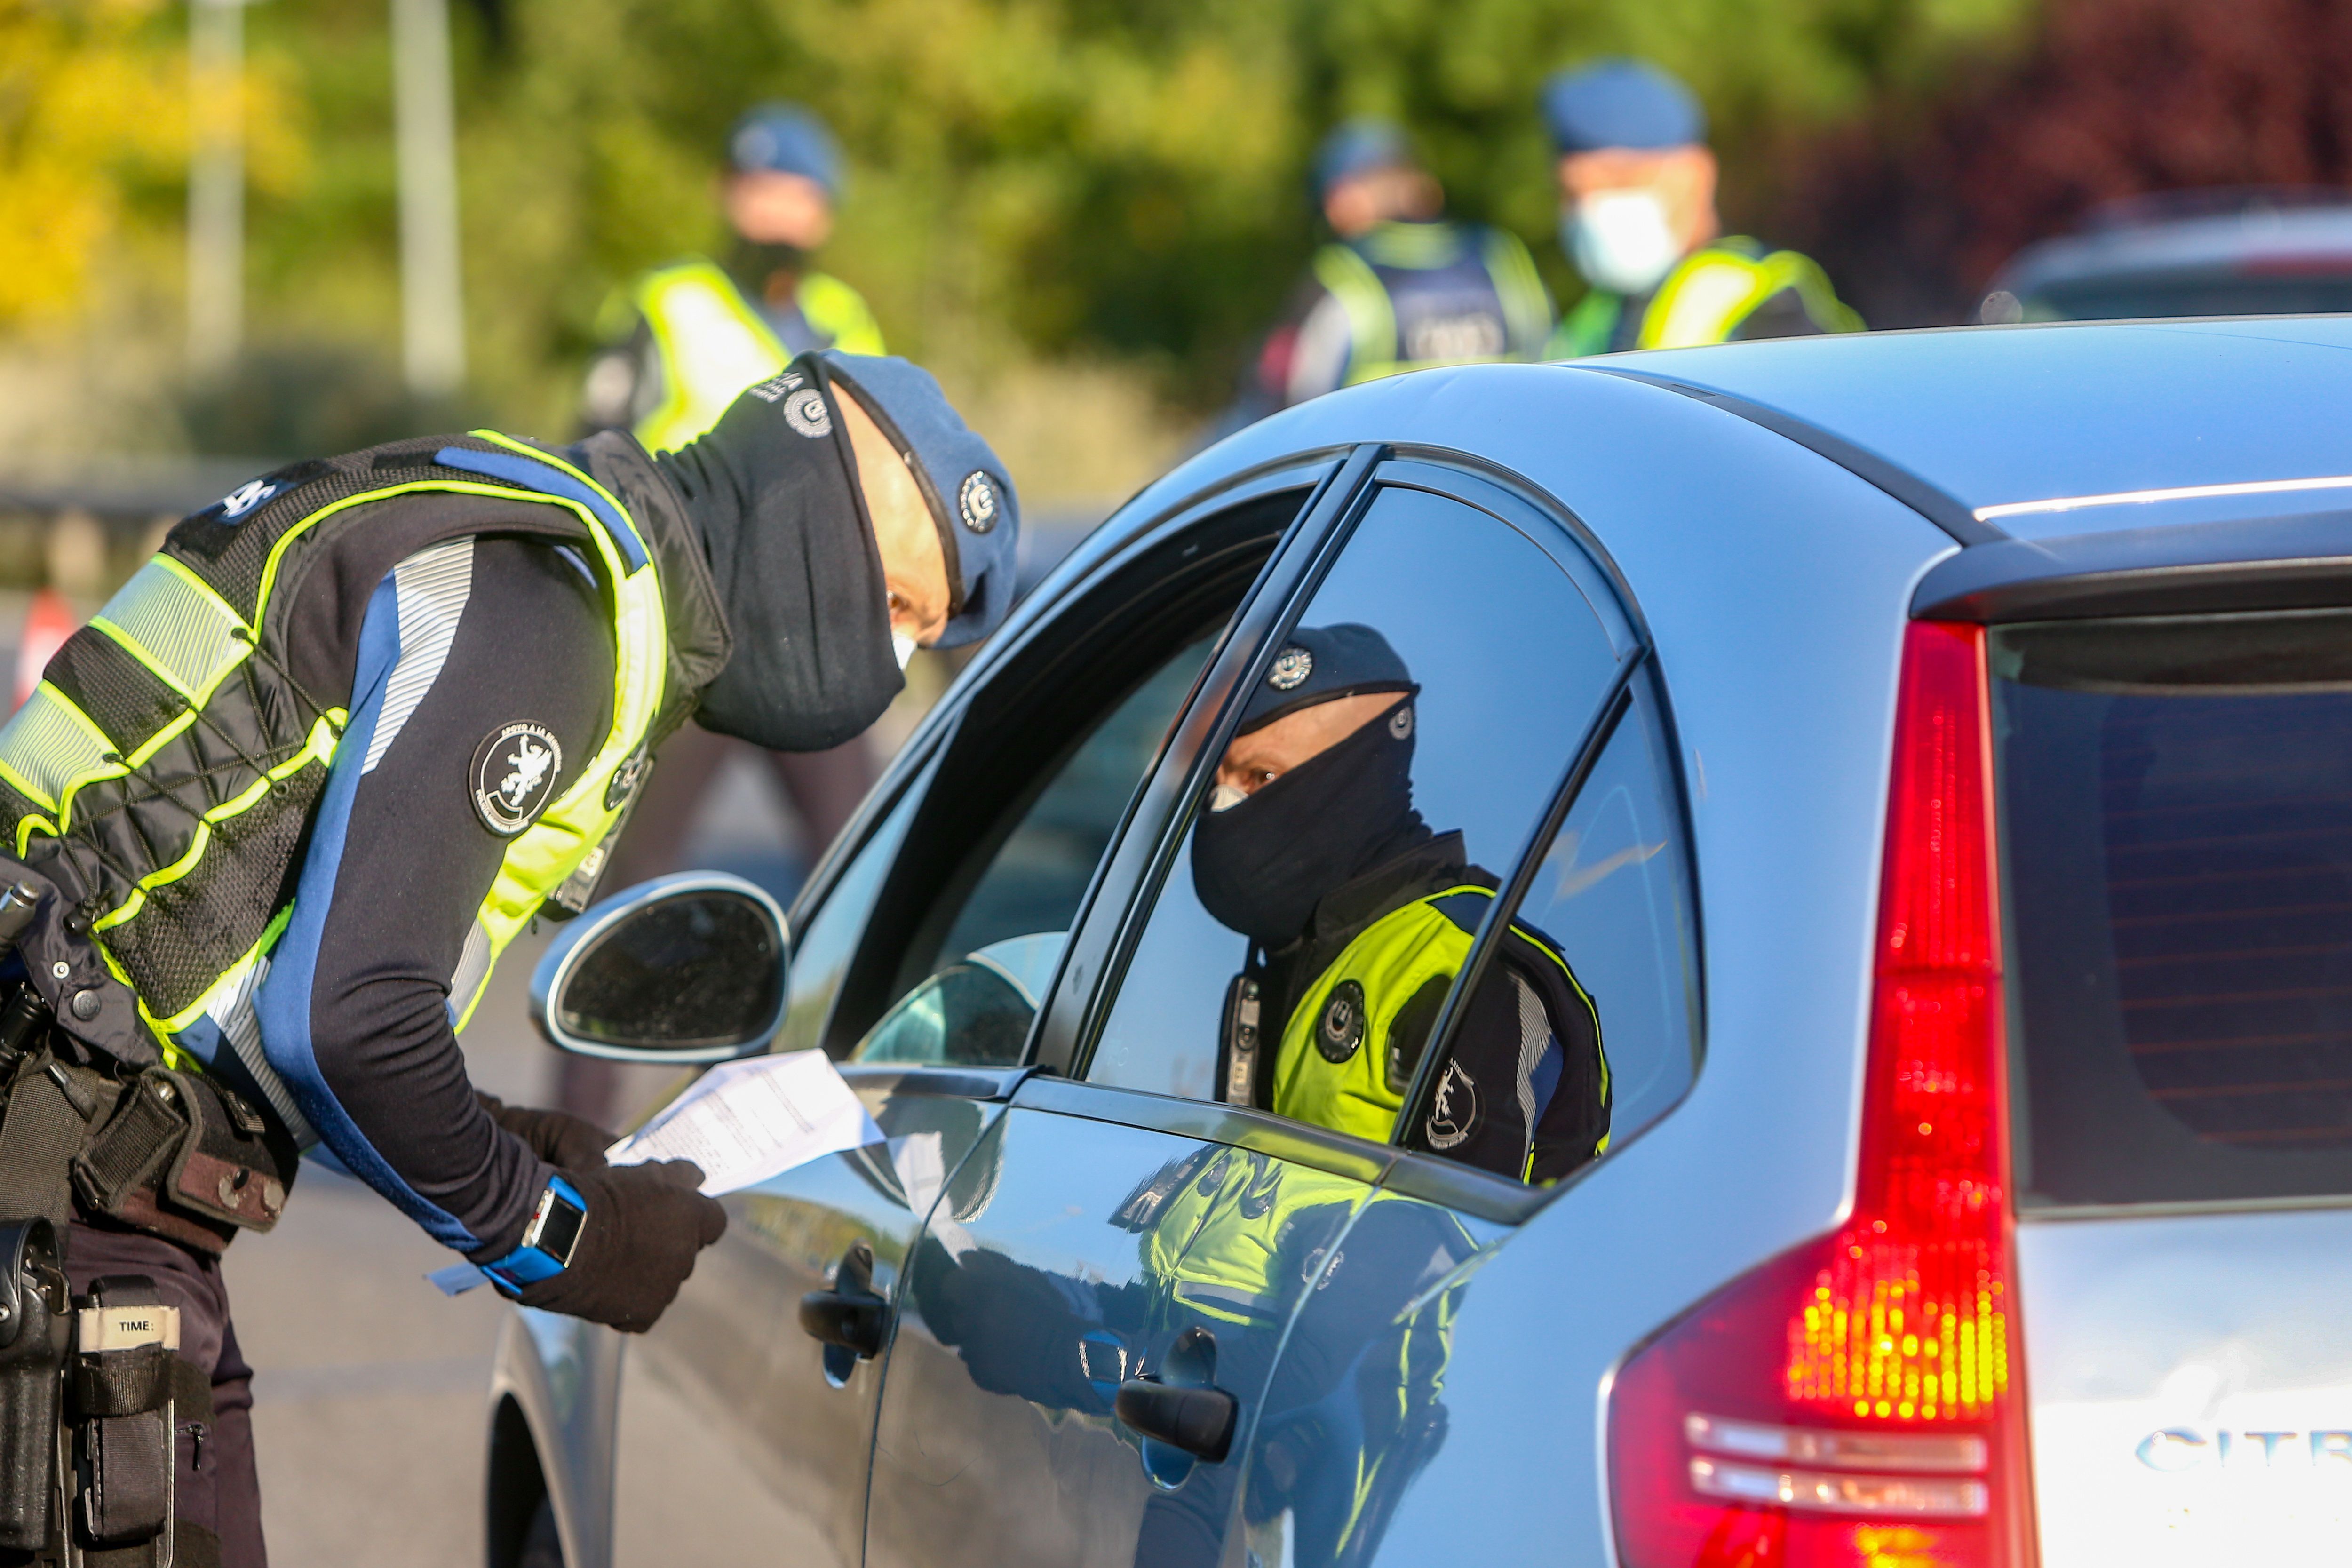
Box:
[1564,190,1681,295]
[1208,782,1247,813]
[892,632,916,670]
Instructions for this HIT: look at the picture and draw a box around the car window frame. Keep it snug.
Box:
[798,457,1341,1066]
[1043,449,1706,1223]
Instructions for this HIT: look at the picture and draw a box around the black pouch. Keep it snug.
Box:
[69,1276,183,1556]
[159,1073,292,1236]
[72,1070,294,1257]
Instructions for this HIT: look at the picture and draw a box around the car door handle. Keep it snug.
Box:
[798,1289,888,1358]
[799,1239,888,1361]
[1114,1377,1237,1462]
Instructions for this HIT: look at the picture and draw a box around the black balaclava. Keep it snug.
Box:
[1190,698,1427,948]
[728,238,811,296]
[657,358,904,752]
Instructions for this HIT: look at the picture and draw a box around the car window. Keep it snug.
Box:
[820,486,1305,1063]
[770,755,937,1055]
[1085,483,1625,1184]
[1412,672,1701,1169]
[843,640,1211,1065]
[1994,609,2352,1206]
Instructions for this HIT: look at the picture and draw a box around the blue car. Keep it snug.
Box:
[488,318,2352,1568]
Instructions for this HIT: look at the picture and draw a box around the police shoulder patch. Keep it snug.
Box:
[472,722,563,836]
[1423,1060,1480,1150]
[958,470,1001,534]
[1317,979,1367,1063]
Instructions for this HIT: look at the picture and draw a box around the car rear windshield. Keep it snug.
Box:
[1994,609,2352,1208]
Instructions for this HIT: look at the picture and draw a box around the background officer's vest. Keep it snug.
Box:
[1550,237,1862,358]
[1312,222,1554,386]
[632,259,885,453]
[0,434,670,1069]
[1271,885,1598,1153]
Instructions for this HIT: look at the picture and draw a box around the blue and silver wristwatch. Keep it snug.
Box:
[481,1174,588,1295]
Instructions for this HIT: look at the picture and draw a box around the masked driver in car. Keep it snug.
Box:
[1191,623,1609,1182]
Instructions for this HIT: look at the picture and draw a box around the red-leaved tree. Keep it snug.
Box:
[1764,0,2352,326]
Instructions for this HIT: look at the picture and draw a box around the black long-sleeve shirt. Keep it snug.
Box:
[248,533,615,1259]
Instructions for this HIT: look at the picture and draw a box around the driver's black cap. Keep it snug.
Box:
[1236,623,1416,736]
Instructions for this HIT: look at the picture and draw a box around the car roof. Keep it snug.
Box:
[1622,317,2352,541]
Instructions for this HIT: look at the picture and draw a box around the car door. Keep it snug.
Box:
[861,452,1674,1568]
[606,468,1318,1568]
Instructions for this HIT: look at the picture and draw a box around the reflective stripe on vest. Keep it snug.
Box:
[633,261,884,454]
[1636,242,1860,350]
[797,272,886,358]
[1312,223,1553,387]
[1546,242,1861,358]
[0,436,669,1077]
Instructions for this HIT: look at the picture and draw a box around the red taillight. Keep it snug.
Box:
[1610,622,2034,1568]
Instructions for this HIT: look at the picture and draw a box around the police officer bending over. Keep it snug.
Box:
[1190,624,1608,1184]
[0,352,1017,1564]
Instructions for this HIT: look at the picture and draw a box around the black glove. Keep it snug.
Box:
[476,1090,616,1172]
[514,1160,727,1333]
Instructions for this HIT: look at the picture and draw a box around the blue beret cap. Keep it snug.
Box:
[728,103,842,198]
[1312,119,1415,200]
[819,352,1020,649]
[1238,623,1416,734]
[1540,61,1707,154]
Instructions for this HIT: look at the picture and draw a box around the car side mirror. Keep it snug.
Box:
[530,873,787,1063]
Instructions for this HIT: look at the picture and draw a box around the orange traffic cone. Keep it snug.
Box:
[14,588,77,712]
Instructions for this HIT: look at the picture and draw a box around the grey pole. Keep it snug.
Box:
[187,0,247,378]
[392,0,465,398]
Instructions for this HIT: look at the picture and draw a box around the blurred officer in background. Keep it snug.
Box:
[1243,120,1553,414]
[1541,60,1861,357]
[583,103,886,453]
[572,102,893,1123]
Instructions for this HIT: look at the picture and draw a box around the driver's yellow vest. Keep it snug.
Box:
[631,259,884,454]
[0,433,672,1060]
[1271,886,1597,1149]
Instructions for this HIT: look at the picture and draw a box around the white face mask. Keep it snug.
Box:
[1564,189,1681,296]
[892,631,916,670]
[1207,782,1247,813]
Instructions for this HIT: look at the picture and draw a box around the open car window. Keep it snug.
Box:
[819,486,1307,1063]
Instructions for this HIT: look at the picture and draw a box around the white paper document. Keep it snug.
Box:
[427,1051,882,1296]
[605,1050,884,1196]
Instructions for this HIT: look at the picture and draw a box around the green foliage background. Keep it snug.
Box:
[221,0,2031,445]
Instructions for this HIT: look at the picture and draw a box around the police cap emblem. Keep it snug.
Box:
[1316,980,1367,1064]
[783,387,832,438]
[958,470,1000,534]
[472,723,563,836]
[1268,646,1313,692]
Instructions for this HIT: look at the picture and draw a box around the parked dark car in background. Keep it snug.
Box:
[1980,188,2352,323]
